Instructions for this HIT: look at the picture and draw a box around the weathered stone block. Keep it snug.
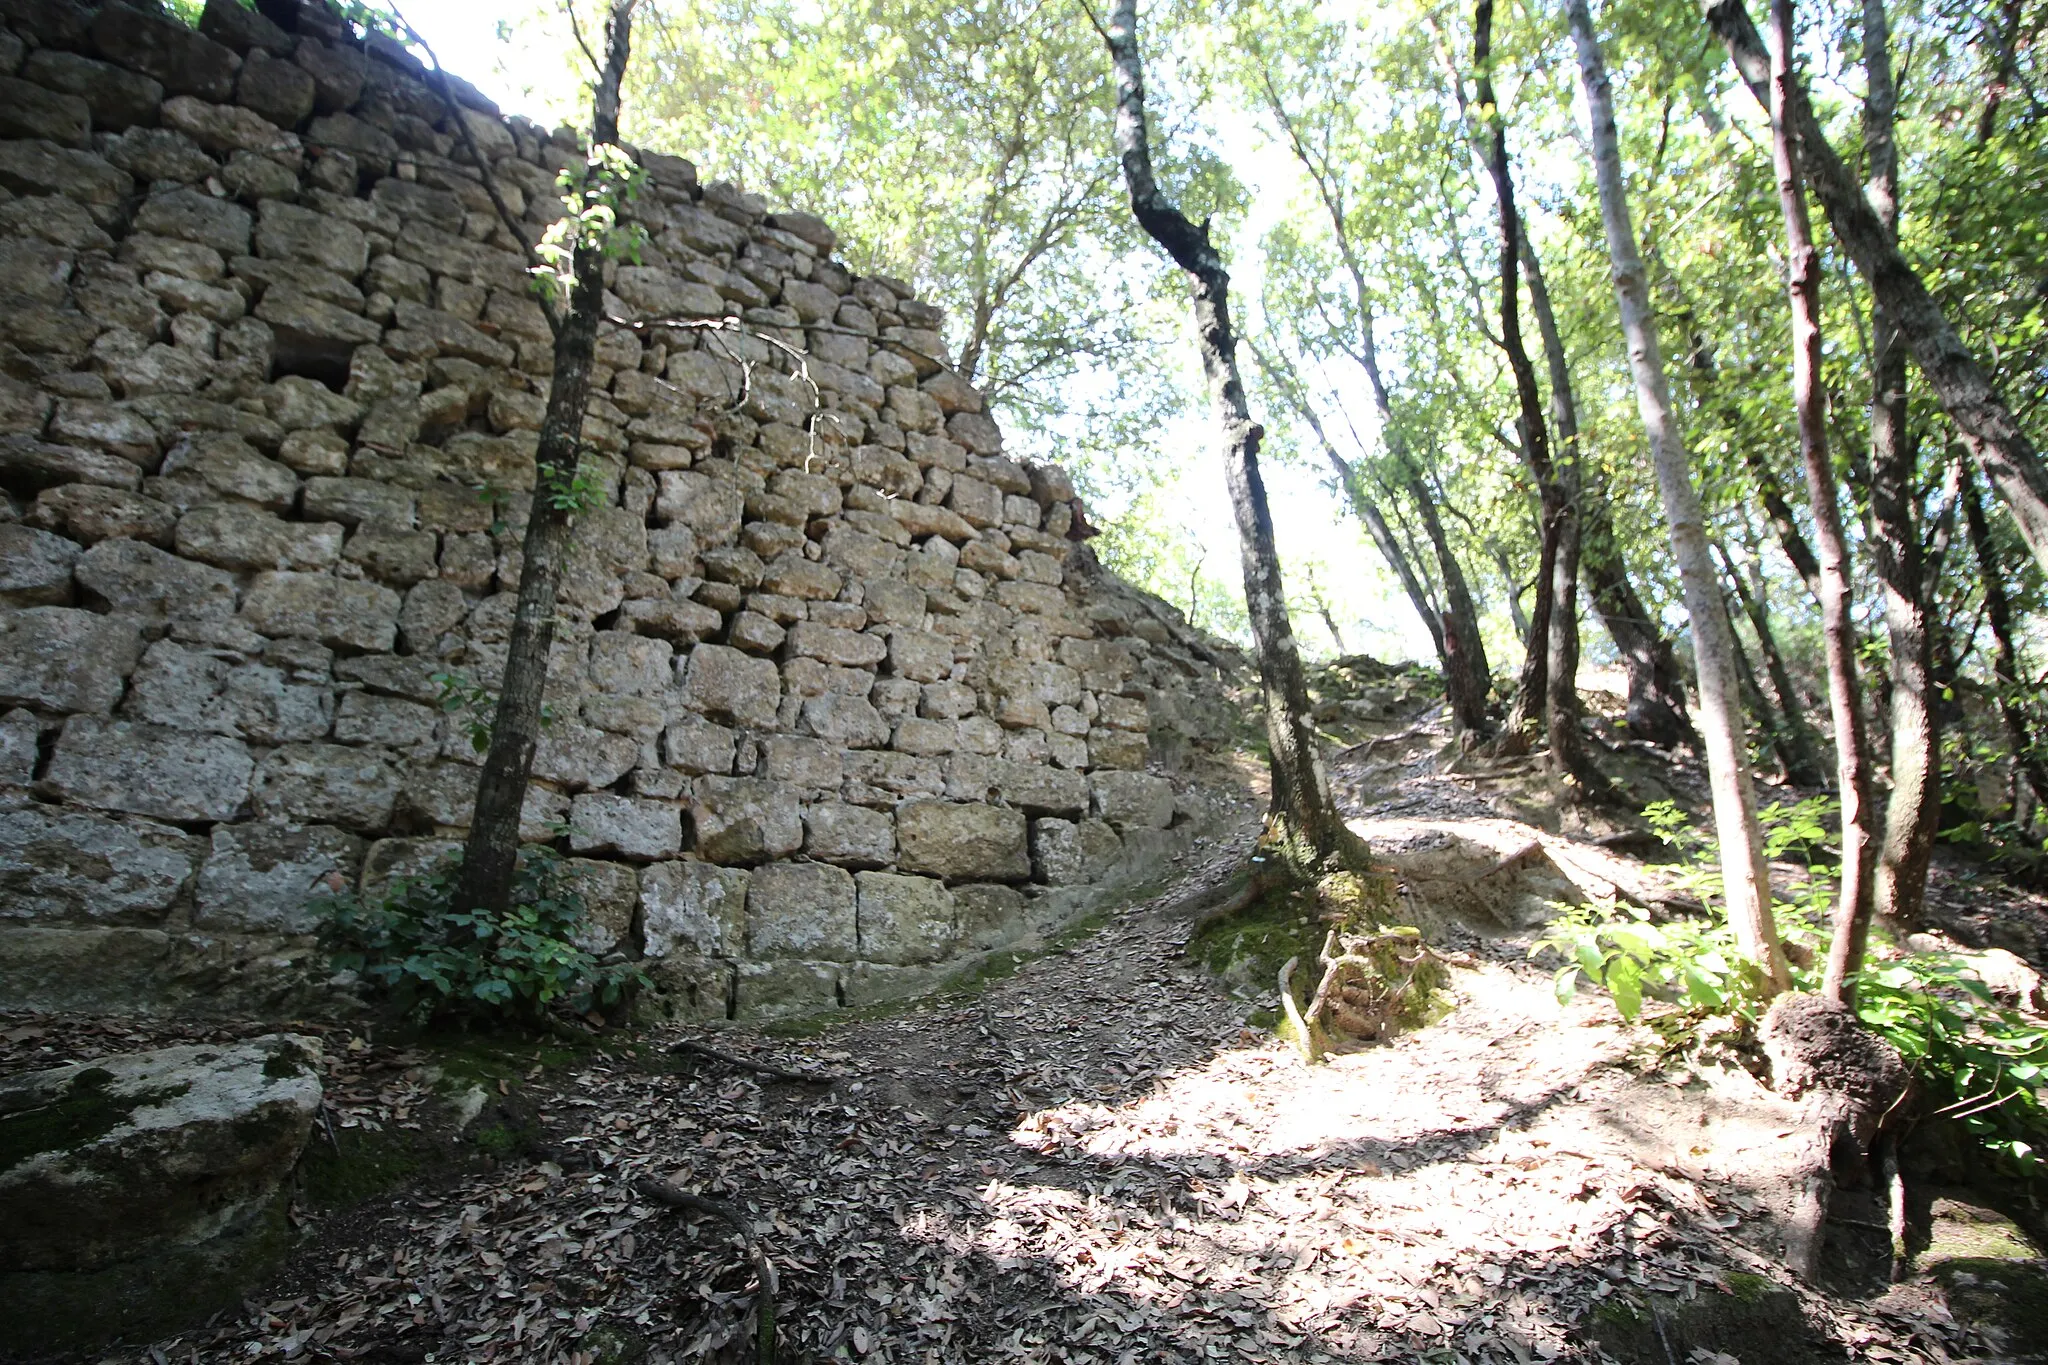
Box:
[692,776,803,864]
[331,691,434,749]
[46,717,253,822]
[663,715,736,776]
[747,860,857,960]
[678,643,780,729]
[896,799,1029,882]
[1030,817,1122,886]
[194,822,363,931]
[641,858,748,958]
[1087,727,1150,772]
[955,882,1029,950]
[133,188,251,254]
[531,722,640,792]
[21,51,164,133]
[90,5,239,100]
[1089,770,1173,830]
[988,759,1089,817]
[854,870,957,964]
[176,505,343,573]
[760,735,842,789]
[0,525,79,607]
[0,806,197,923]
[252,742,398,831]
[590,630,672,696]
[125,639,331,744]
[801,801,894,868]
[732,958,839,1020]
[568,792,682,861]
[239,571,399,651]
[799,691,890,748]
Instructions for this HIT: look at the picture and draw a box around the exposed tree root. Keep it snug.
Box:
[1758,993,1912,1279]
[1280,928,1448,1062]
[666,1037,836,1084]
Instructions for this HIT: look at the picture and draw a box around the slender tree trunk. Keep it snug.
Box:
[1855,0,1942,935]
[1571,0,1789,993]
[1706,0,2048,583]
[1104,0,1362,874]
[1521,236,1610,792]
[1724,600,1791,781]
[1490,542,1531,641]
[1765,0,1877,1000]
[1964,466,2048,815]
[1721,544,1830,786]
[1409,468,1494,733]
[458,0,635,917]
[1579,489,1700,748]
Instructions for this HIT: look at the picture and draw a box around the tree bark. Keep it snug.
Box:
[1857,0,1942,936]
[1103,0,1362,874]
[1724,593,1792,781]
[1570,0,1789,993]
[1408,467,1494,734]
[1520,232,1612,794]
[1964,466,2048,816]
[1765,0,1877,1001]
[1705,0,2048,583]
[1578,487,1700,749]
[457,0,636,917]
[1720,543,1830,787]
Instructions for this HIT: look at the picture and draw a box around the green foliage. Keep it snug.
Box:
[532,145,649,311]
[1542,801,2048,1177]
[537,457,610,514]
[316,847,643,1023]
[1859,955,2048,1174]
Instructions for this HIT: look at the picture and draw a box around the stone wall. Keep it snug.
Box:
[0,0,1240,1019]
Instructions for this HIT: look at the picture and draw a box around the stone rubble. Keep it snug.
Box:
[0,0,1239,1021]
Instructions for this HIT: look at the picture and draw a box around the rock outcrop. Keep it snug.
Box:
[0,0,1237,1019]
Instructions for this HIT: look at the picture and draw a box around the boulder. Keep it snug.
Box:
[0,1034,321,1356]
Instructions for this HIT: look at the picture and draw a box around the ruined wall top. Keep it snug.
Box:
[0,0,1238,1021]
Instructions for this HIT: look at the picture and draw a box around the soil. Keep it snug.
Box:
[5,678,2047,1364]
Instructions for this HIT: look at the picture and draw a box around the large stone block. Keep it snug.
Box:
[678,643,780,729]
[854,870,957,965]
[802,801,894,868]
[987,759,1089,817]
[0,1033,320,1289]
[692,776,802,864]
[21,51,164,134]
[90,4,239,100]
[251,742,399,831]
[955,882,1029,950]
[133,187,252,255]
[663,715,736,775]
[799,691,890,748]
[76,539,237,624]
[747,860,856,959]
[0,607,142,714]
[1029,817,1123,886]
[176,504,343,573]
[239,571,400,652]
[531,722,640,792]
[641,950,731,1021]
[1089,770,1174,830]
[896,799,1029,882]
[194,822,363,932]
[45,717,254,822]
[760,735,841,790]
[640,858,747,959]
[0,805,198,923]
[590,630,672,696]
[731,958,839,1021]
[125,639,332,744]
[568,792,682,861]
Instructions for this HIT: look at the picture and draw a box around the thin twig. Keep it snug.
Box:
[666,1037,832,1084]
[634,1177,778,1364]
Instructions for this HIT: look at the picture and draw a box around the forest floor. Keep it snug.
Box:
[9,677,2048,1364]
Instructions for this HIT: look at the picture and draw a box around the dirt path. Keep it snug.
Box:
[8,696,2030,1364]
[85,787,1990,1364]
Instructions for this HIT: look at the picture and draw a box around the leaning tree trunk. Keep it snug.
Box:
[1103,0,1363,876]
[1570,0,1789,993]
[457,0,635,916]
[1725,601,1795,781]
[1858,0,1941,935]
[1964,466,2048,816]
[1765,0,1877,1001]
[1706,0,2048,583]
[1408,467,1494,734]
[1578,489,1699,749]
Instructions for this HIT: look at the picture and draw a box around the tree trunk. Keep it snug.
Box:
[1409,468,1494,734]
[1725,598,1792,781]
[457,0,636,917]
[1104,0,1363,875]
[1765,0,1877,1001]
[1571,0,1789,993]
[1521,235,1610,793]
[1578,488,1700,749]
[1705,0,2048,583]
[1857,0,1942,936]
[1721,543,1830,788]
[1964,466,2048,813]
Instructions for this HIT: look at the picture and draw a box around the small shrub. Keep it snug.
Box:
[316,847,643,1024]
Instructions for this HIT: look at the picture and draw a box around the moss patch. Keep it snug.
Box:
[0,1069,189,1174]
[1584,1277,1831,1363]
[294,1120,438,1211]
[1185,881,1331,1000]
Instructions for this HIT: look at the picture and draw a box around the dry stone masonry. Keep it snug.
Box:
[0,0,1239,1020]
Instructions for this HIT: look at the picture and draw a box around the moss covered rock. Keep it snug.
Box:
[0,1033,322,1355]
